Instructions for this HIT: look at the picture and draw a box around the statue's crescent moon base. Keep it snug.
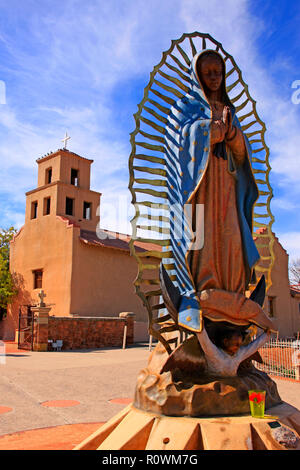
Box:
[74,401,300,450]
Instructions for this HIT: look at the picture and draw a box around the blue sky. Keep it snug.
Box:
[0,0,299,262]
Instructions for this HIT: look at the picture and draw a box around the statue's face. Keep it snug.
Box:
[198,55,223,93]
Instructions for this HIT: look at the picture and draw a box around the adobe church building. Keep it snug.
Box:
[3,147,155,344]
[255,229,300,338]
[1,147,299,345]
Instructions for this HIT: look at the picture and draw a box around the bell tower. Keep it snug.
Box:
[25,146,101,231]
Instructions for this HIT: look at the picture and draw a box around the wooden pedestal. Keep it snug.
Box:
[74,401,300,451]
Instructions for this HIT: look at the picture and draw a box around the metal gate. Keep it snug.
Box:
[18,306,35,350]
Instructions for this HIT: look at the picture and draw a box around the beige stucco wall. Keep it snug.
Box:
[37,151,93,190]
[4,215,75,339]
[70,238,149,322]
[25,183,58,222]
[55,182,100,231]
[26,182,100,232]
[37,153,62,188]
[261,237,300,337]
[290,294,300,335]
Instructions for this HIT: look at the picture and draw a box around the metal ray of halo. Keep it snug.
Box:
[128,32,275,354]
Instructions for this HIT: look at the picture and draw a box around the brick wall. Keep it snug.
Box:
[48,316,134,350]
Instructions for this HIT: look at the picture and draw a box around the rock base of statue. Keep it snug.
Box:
[133,342,282,417]
[74,401,300,450]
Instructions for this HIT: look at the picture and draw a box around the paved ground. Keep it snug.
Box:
[0,342,150,433]
[0,341,299,449]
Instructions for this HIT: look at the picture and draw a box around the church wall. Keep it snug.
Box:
[26,182,100,232]
[37,152,92,190]
[3,215,74,339]
[290,294,300,334]
[37,154,62,188]
[59,153,92,190]
[55,183,101,232]
[69,238,149,322]
[263,237,299,337]
[25,183,58,222]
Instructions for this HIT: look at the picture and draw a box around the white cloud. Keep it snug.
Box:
[277,232,300,262]
[98,190,134,235]
[271,197,299,212]
[20,1,160,93]
[0,206,25,230]
[179,0,267,78]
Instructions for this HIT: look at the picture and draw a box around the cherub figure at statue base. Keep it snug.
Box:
[133,323,282,417]
[195,321,270,378]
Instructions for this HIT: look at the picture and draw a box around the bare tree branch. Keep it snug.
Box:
[289,258,300,285]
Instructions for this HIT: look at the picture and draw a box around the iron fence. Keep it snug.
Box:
[18,306,35,351]
[254,338,300,380]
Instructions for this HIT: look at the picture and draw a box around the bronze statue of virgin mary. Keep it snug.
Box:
[129,33,280,415]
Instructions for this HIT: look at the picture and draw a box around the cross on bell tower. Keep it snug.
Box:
[61,132,71,149]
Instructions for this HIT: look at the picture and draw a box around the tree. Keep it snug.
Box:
[289,258,300,285]
[0,227,18,316]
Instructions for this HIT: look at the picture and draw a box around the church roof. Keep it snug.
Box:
[36,148,94,164]
[290,285,300,297]
[253,227,288,254]
[79,228,159,253]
